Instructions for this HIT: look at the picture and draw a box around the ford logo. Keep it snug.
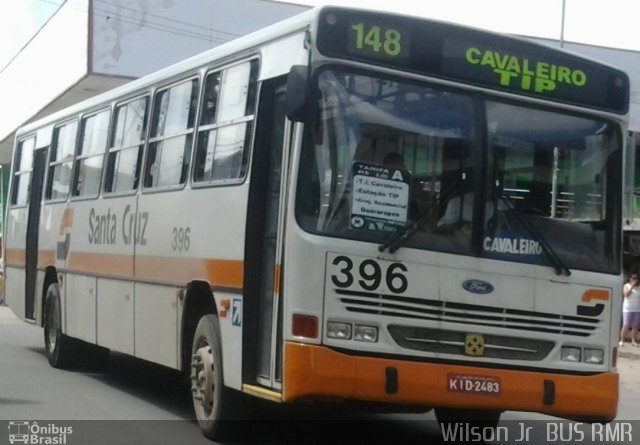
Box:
[462,279,494,294]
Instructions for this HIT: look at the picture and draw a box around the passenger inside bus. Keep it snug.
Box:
[351,126,446,232]
[437,169,474,228]
[436,167,501,230]
[382,151,406,170]
[326,131,413,232]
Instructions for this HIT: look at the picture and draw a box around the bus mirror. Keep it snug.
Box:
[286,65,313,122]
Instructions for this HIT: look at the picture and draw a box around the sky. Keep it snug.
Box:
[0,0,64,72]
[2,0,640,72]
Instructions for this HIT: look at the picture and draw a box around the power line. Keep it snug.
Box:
[37,0,242,42]
[0,0,66,75]
[93,0,241,38]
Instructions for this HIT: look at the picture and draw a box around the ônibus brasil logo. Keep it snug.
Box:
[8,421,73,445]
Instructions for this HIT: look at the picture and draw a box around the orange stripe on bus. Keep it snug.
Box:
[68,252,135,278]
[4,248,26,266]
[134,255,203,282]
[273,264,282,294]
[283,342,618,419]
[136,256,243,288]
[581,289,610,303]
[7,248,244,288]
[38,250,56,268]
[203,258,244,288]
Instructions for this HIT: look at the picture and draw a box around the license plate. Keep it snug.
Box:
[447,373,501,395]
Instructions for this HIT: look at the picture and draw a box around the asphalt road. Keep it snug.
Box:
[1,305,638,445]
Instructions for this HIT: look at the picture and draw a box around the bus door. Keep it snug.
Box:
[25,148,48,320]
[244,80,289,389]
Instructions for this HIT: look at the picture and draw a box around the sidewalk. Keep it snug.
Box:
[0,304,24,324]
[618,339,640,360]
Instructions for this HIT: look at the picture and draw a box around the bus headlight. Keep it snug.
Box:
[354,325,378,343]
[327,321,352,340]
[561,346,581,362]
[584,348,604,364]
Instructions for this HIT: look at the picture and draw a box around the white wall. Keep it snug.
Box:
[91,0,308,77]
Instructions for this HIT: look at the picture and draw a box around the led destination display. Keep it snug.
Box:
[316,7,629,114]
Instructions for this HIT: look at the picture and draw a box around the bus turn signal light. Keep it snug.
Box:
[292,314,319,339]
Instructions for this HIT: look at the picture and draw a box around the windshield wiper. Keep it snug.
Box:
[498,196,571,277]
[378,224,415,254]
[379,183,462,254]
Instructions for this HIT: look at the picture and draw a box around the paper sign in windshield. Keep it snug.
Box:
[350,162,410,233]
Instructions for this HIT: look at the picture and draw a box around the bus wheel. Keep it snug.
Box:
[43,283,77,368]
[190,314,240,440]
[435,407,501,431]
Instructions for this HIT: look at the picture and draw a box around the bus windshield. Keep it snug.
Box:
[295,68,621,274]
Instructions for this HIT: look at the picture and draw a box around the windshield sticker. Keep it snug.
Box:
[350,162,410,233]
[483,233,543,256]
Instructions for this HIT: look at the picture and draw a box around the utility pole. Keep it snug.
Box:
[560,0,566,48]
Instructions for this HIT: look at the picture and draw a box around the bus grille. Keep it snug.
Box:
[336,289,600,337]
[387,325,555,360]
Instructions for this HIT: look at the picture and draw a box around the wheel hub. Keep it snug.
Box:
[191,345,215,415]
[46,301,60,351]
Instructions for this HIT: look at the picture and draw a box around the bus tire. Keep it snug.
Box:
[43,283,78,368]
[190,314,241,440]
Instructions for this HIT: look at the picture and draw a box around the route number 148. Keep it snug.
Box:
[350,22,403,57]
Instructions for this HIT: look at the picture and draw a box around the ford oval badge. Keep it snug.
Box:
[462,279,494,294]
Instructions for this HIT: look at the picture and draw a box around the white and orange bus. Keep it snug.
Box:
[3,5,630,439]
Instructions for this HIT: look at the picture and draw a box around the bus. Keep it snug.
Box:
[3,5,629,439]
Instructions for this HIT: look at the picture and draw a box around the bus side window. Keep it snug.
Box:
[73,108,110,197]
[46,120,78,201]
[145,78,199,188]
[11,136,35,207]
[193,60,258,184]
[104,96,149,194]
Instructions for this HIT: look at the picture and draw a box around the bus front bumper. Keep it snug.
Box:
[283,342,618,420]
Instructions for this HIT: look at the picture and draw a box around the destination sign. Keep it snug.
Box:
[316,7,629,114]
